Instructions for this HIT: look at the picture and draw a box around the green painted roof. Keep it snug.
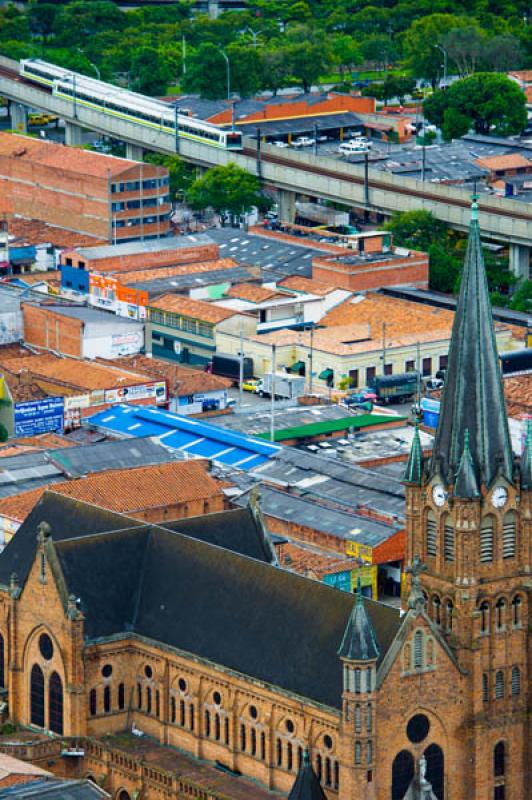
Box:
[256,414,405,442]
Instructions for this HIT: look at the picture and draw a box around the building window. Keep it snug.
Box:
[480,517,494,563]
[179,699,185,726]
[439,355,448,371]
[215,713,221,741]
[354,668,361,693]
[366,366,376,384]
[205,710,211,738]
[432,595,441,626]
[480,601,490,633]
[502,512,516,559]
[422,357,432,376]
[287,742,293,771]
[426,511,437,556]
[251,727,257,757]
[325,756,332,786]
[482,673,489,703]
[384,363,393,376]
[30,665,45,728]
[495,598,506,630]
[49,672,63,735]
[355,741,361,765]
[366,668,372,693]
[495,671,504,699]
[146,686,152,714]
[355,704,361,733]
[443,518,455,562]
[316,754,322,781]
[366,704,372,733]
[190,704,195,731]
[367,741,373,764]
[103,685,111,714]
[225,718,230,746]
[493,742,505,777]
[276,738,282,767]
[261,732,266,760]
[136,683,142,709]
[445,600,453,632]
[89,688,97,717]
[405,360,415,372]
[511,595,522,626]
[118,683,125,711]
[494,788,505,800]
[414,630,423,669]
[511,666,520,696]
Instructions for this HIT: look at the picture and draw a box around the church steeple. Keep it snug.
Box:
[404,422,423,485]
[454,429,480,498]
[521,418,532,490]
[288,749,327,800]
[430,195,512,492]
[337,579,380,661]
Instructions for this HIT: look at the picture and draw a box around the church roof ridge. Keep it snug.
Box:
[337,577,380,661]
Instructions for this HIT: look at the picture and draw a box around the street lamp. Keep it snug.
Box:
[433,44,448,85]
[220,50,231,100]
[240,26,262,48]
[77,47,100,81]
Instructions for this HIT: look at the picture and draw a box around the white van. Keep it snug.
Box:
[338,138,371,155]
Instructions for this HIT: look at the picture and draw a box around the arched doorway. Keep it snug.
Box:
[48,672,63,735]
[116,790,130,800]
[424,743,444,800]
[30,664,45,728]
[392,750,415,800]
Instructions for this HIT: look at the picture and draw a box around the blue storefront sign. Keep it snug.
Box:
[323,570,352,593]
[421,397,441,429]
[14,397,64,438]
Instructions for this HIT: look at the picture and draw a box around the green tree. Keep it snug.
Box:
[482,35,523,72]
[54,0,126,47]
[385,209,448,251]
[187,163,271,225]
[509,279,532,312]
[145,153,195,201]
[427,242,462,293]
[28,3,59,40]
[183,43,229,99]
[130,47,172,96]
[284,25,333,92]
[402,14,472,85]
[330,34,362,76]
[226,42,262,98]
[424,73,528,137]
[261,46,294,95]
[441,106,471,140]
[442,25,484,77]
[359,34,398,72]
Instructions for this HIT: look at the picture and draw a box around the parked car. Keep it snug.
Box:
[272,140,289,148]
[347,389,377,403]
[242,378,261,392]
[339,139,371,155]
[292,137,316,148]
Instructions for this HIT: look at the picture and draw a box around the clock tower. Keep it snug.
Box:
[403,197,530,800]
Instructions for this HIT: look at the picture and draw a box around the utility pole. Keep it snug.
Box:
[72,73,77,120]
[220,50,231,100]
[313,123,318,156]
[239,325,244,408]
[381,322,387,375]
[256,127,262,180]
[421,138,426,182]
[270,344,276,443]
[433,44,448,85]
[182,35,187,76]
[308,326,314,394]
[364,150,370,222]
[174,104,179,154]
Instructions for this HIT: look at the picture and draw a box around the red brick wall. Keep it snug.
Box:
[312,253,429,291]
[60,243,220,273]
[22,304,83,357]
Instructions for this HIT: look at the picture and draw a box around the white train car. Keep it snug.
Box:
[20,59,243,150]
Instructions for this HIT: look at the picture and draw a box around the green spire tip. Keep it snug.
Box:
[471,194,479,222]
[356,575,363,604]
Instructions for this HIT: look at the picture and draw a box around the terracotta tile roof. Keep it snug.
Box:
[474,154,531,171]
[0,354,151,392]
[0,132,138,178]
[122,258,239,284]
[508,70,532,83]
[8,217,105,248]
[150,294,240,323]
[525,86,532,103]
[2,376,48,404]
[12,271,61,285]
[0,345,33,361]
[14,433,77,449]
[278,276,339,295]
[503,374,532,417]
[225,283,282,303]
[321,292,455,338]
[0,461,225,522]
[280,541,359,580]
[372,529,406,564]
[97,355,232,395]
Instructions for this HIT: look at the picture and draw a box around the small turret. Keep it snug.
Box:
[521,418,532,490]
[404,422,423,485]
[338,579,380,663]
[454,429,480,499]
[288,749,327,800]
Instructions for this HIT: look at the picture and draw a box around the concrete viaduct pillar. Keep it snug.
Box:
[509,243,531,280]
[9,102,27,134]
[65,122,84,147]
[126,143,144,161]
[278,189,296,224]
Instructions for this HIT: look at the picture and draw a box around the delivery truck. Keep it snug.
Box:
[255,372,306,400]
[208,353,254,383]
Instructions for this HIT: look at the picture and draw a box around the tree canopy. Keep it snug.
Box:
[186,164,271,224]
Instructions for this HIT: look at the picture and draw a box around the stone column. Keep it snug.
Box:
[9,102,27,134]
[126,142,144,161]
[278,189,296,223]
[509,242,530,280]
[65,122,84,147]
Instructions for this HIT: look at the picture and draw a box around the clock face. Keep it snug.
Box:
[432,484,447,507]
[492,486,508,508]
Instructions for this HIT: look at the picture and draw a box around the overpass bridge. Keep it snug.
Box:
[0,55,531,277]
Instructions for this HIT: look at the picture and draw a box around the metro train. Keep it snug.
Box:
[19,59,243,150]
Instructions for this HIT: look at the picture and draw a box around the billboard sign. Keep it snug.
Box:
[14,397,64,438]
[323,570,352,593]
[104,381,167,405]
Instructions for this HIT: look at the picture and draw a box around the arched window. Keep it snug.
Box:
[355,741,361,764]
[367,741,373,764]
[366,668,372,692]
[89,688,97,717]
[445,600,453,632]
[334,761,339,790]
[494,742,505,777]
[480,601,490,633]
[392,750,415,800]
[511,595,522,626]
[495,670,504,699]
[204,709,211,738]
[179,699,185,726]
[251,727,257,756]
[495,598,506,630]
[136,683,142,709]
[511,666,520,696]
[146,686,152,714]
[366,703,372,733]
[118,683,125,711]
[30,664,45,728]
[170,696,176,724]
[215,713,221,741]
[240,723,247,751]
[354,668,361,693]
[480,517,494,563]
[432,596,441,625]
[276,737,282,767]
[426,511,437,557]
[502,512,516,559]
[424,743,444,800]
[316,753,322,781]
[189,704,195,731]
[414,630,423,669]
[482,673,489,703]
[103,685,111,714]
[443,517,455,562]
[354,704,361,733]
[325,756,331,786]
[49,672,63,735]
[155,690,160,718]
[0,633,4,688]
[261,732,266,760]
[287,741,293,771]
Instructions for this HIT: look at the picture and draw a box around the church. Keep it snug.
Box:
[0,200,528,800]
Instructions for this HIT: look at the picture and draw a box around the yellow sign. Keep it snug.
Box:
[345,541,373,563]
[527,331,532,348]
[350,565,378,599]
